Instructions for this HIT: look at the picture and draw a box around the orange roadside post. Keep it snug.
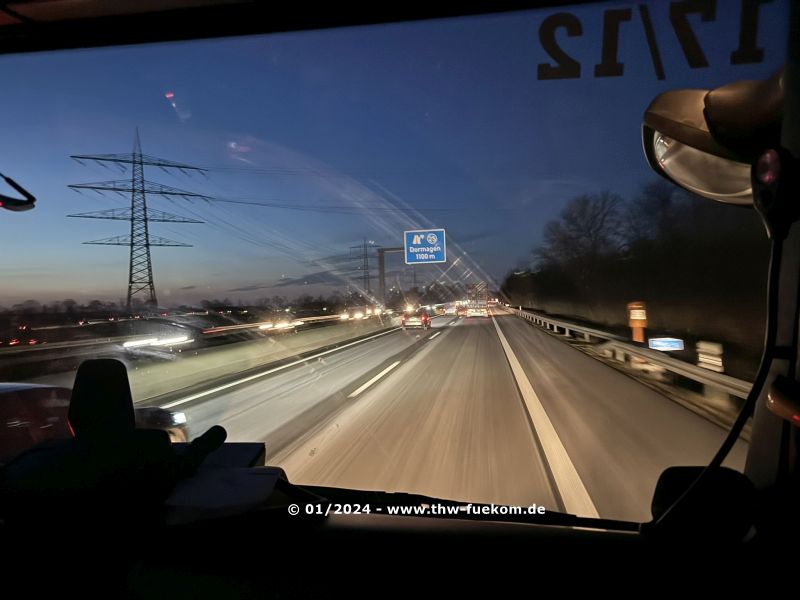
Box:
[627,301,647,343]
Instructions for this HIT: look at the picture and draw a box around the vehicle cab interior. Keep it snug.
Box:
[1,0,799,595]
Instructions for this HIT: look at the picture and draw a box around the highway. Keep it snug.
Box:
[163,310,747,522]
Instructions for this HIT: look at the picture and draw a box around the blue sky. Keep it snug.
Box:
[0,0,789,305]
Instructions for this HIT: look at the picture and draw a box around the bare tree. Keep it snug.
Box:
[12,300,42,314]
[624,179,679,243]
[62,299,77,315]
[535,191,626,267]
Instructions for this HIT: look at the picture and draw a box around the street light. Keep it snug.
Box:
[642,70,783,206]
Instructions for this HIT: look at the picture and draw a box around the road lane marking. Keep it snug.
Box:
[429,331,441,340]
[347,361,401,398]
[161,327,401,409]
[491,316,599,518]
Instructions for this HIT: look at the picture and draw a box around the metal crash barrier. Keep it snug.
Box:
[501,307,751,400]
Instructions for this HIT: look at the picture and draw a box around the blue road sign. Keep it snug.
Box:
[648,337,684,351]
[404,229,446,264]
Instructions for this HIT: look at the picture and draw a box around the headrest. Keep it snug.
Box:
[68,359,135,442]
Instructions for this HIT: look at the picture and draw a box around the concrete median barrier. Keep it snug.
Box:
[27,316,400,403]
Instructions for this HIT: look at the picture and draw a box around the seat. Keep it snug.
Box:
[68,358,136,443]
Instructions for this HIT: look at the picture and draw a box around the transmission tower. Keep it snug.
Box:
[68,130,209,310]
[361,239,370,294]
[349,239,375,295]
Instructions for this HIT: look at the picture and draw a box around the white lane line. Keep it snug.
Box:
[449,321,458,326]
[491,316,599,518]
[429,331,442,340]
[347,361,401,398]
[161,327,401,409]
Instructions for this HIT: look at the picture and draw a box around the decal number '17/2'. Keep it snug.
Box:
[537,0,772,81]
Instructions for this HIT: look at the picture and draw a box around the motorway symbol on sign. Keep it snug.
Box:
[404,228,446,264]
[648,337,684,351]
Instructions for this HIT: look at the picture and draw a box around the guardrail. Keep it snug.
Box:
[506,308,626,343]
[0,335,128,355]
[503,307,751,400]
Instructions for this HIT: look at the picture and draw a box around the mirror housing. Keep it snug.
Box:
[0,172,36,212]
[642,71,783,206]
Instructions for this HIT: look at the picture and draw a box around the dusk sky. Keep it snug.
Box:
[0,1,789,306]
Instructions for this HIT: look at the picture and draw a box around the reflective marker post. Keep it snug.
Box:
[697,341,724,373]
[627,301,647,343]
[696,341,732,408]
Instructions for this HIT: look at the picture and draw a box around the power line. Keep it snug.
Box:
[206,197,517,213]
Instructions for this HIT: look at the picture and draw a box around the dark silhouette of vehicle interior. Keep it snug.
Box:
[0,1,799,596]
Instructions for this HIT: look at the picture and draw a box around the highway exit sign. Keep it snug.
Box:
[404,229,446,264]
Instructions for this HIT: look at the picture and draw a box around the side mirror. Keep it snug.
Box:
[642,70,783,205]
[643,466,755,542]
[0,172,36,212]
[766,374,800,424]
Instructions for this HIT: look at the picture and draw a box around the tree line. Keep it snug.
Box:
[501,180,769,377]
[0,280,463,317]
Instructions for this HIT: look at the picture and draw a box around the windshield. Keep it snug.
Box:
[0,0,789,522]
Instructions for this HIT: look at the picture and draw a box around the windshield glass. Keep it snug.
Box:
[0,0,789,521]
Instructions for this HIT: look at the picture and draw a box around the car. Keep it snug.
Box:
[456,306,467,317]
[444,305,457,316]
[400,309,431,330]
[466,307,489,318]
[339,306,373,320]
[0,383,189,464]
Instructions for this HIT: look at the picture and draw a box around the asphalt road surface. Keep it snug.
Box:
[167,312,747,522]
